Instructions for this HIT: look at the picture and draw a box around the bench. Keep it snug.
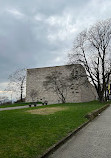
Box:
[42,101,48,105]
[29,102,38,107]
[29,101,48,107]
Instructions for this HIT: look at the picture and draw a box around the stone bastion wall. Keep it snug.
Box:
[26,64,97,104]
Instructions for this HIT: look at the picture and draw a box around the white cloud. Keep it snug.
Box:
[47,14,78,42]
[46,16,61,25]
[34,14,45,21]
[50,56,65,65]
[0,82,8,90]
[55,57,61,62]
[7,8,25,18]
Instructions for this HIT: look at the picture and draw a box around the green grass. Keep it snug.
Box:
[0,101,110,158]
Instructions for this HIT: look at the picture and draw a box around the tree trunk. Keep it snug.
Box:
[98,92,104,102]
[21,85,23,102]
[21,93,23,102]
[61,95,66,103]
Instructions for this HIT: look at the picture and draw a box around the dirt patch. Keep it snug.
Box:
[27,107,69,115]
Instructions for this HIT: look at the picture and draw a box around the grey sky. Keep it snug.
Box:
[0,0,111,94]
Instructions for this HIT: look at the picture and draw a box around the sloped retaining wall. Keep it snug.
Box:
[85,104,110,120]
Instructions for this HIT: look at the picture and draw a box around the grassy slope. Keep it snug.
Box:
[0,101,110,158]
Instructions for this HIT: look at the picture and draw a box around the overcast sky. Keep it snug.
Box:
[0,0,111,96]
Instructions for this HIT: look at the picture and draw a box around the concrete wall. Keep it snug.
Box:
[26,64,97,104]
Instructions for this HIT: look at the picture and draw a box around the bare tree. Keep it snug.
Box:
[30,89,38,102]
[7,69,26,102]
[43,71,68,103]
[68,19,111,102]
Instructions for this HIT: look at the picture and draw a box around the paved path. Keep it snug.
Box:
[49,105,111,158]
[0,104,43,111]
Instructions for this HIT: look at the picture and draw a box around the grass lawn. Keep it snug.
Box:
[0,101,110,158]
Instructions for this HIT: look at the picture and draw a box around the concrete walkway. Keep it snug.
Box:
[49,105,111,158]
[0,105,29,111]
[0,104,43,111]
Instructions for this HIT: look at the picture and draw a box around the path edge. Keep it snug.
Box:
[39,103,110,158]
